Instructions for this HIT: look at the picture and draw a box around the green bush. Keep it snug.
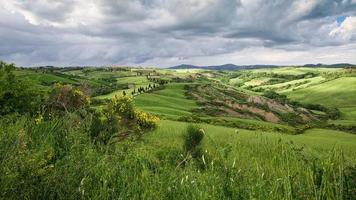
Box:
[89,96,158,144]
[183,125,204,158]
[263,90,288,103]
[135,110,159,131]
[0,61,45,116]
[280,112,304,126]
[47,84,90,114]
[343,165,356,200]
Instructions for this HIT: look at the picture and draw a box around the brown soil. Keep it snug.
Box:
[187,83,317,124]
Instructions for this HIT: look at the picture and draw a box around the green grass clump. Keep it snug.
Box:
[183,125,204,158]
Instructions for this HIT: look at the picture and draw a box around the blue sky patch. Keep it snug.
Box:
[336,15,346,25]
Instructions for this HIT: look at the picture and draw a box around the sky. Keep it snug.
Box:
[0,0,356,67]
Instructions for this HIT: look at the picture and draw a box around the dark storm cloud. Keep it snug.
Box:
[302,0,356,20]
[14,0,76,23]
[0,0,355,66]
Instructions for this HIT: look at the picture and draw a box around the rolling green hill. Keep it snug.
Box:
[147,120,356,158]
[287,77,356,122]
[135,83,197,119]
[95,76,154,99]
[287,77,356,108]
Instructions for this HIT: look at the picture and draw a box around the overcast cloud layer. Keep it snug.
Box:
[1,0,356,67]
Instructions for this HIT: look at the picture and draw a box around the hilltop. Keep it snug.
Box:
[170,63,356,70]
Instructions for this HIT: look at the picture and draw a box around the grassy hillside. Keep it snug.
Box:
[135,83,197,119]
[287,77,356,108]
[251,67,341,75]
[1,115,355,199]
[148,120,356,158]
[258,76,325,92]
[95,76,154,99]
[287,77,356,123]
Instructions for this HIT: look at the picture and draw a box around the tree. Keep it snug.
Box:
[0,61,44,115]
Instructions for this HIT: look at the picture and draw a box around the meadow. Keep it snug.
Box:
[287,77,356,126]
[135,83,197,119]
[1,62,355,199]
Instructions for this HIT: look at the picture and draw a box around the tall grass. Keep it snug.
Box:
[0,115,355,199]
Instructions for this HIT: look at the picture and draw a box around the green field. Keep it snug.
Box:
[96,76,154,99]
[135,83,197,119]
[116,76,149,85]
[148,120,356,158]
[340,107,356,120]
[251,67,342,75]
[287,77,356,108]
[287,77,356,124]
[63,69,135,79]
[242,77,271,86]
[258,76,325,92]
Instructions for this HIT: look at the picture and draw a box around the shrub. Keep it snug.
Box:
[0,61,45,115]
[280,112,304,126]
[107,95,135,120]
[47,84,90,114]
[304,103,341,120]
[326,107,341,120]
[89,111,105,141]
[263,90,288,103]
[91,96,159,144]
[343,165,356,200]
[183,125,204,158]
[135,110,159,130]
[177,115,203,123]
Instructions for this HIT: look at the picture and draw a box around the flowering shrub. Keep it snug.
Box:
[135,110,159,130]
[108,95,135,119]
[107,95,159,130]
[92,95,159,143]
[48,84,90,113]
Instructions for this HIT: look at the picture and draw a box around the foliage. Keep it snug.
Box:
[183,125,204,158]
[47,83,91,114]
[304,103,341,120]
[263,90,288,103]
[343,165,356,200]
[280,112,305,126]
[0,61,45,115]
[326,123,356,134]
[90,95,159,144]
[135,110,159,130]
[107,95,135,119]
[91,83,128,96]
[0,116,355,199]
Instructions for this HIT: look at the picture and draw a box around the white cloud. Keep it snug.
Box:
[329,16,356,41]
[287,0,319,21]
